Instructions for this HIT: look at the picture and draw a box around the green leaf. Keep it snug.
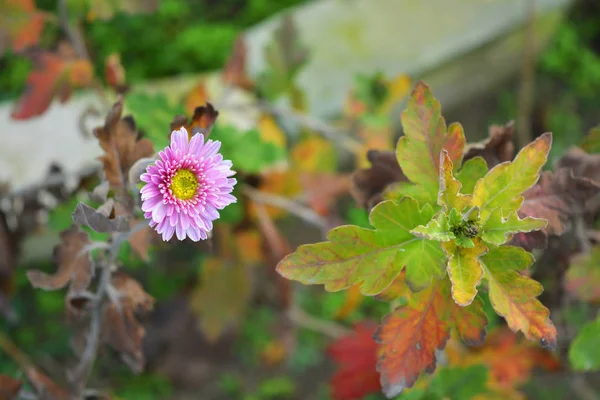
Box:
[276,198,446,294]
[211,125,287,174]
[442,239,487,306]
[396,82,466,204]
[456,156,488,195]
[570,317,600,371]
[480,208,547,245]
[427,365,489,399]
[125,91,185,149]
[581,125,600,154]
[385,181,438,205]
[411,211,454,242]
[472,133,552,220]
[438,150,471,211]
[480,246,557,349]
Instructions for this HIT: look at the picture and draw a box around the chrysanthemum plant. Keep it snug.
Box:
[276,81,557,398]
[25,96,237,395]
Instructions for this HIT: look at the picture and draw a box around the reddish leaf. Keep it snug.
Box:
[375,281,450,397]
[464,121,515,167]
[27,225,93,292]
[0,0,45,54]
[94,98,154,190]
[11,51,93,120]
[328,322,381,400]
[351,150,407,210]
[0,375,22,400]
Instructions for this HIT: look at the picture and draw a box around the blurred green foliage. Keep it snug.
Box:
[0,0,307,101]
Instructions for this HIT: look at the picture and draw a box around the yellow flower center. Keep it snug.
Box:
[170,169,198,200]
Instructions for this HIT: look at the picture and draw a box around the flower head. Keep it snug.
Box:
[140,127,236,241]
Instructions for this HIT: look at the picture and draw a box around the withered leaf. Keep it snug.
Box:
[464,121,515,167]
[72,202,130,233]
[128,220,154,261]
[519,169,600,235]
[102,272,154,373]
[223,35,254,90]
[555,146,600,184]
[94,98,154,190]
[350,150,406,210]
[0,375,22,400]
[170,103,219,139]
[89,181,110,203]
[27,225,93,292]
[128,157,156,188]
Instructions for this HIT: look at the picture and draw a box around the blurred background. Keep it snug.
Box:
[2,0,600,399]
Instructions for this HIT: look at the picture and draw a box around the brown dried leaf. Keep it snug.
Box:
[104,53,128,94]
[519,169,600,235]
[128,220,154,261]
[0,375,22,400]
[464,121,515,167]
[170,103,219,139]
[555,146,600,184]
[101,273,154,373]
[27,225,93,292]
[94,98,154,190]
[72,202,130,233]
[111,272,155,312]
[350,150,406,210]
[223,35,254,90]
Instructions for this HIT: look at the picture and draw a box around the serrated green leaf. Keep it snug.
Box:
[472,133,552,220]
[396,82,466,204]
[411,211,454,242]
[442,239,487,306]
[569,317,600,371]
[438,150,471,211]
[456,156,488,195]
[385,181,437,206]
[480,246,557,349]
[276,198,446,294]
[480,208,547,245]
[427,365,489,399]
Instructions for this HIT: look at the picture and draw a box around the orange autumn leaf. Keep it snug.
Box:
[184,82,209,116]
[0,0,45,55]
[375,282,450,397]
[11,52,94,120]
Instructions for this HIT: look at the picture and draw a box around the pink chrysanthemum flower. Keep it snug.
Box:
[140,127,236,241]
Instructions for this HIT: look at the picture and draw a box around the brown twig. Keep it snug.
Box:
[516,0,536,148]
[242,185,327,232]
[288,305,352,339]
[220,100,362,153]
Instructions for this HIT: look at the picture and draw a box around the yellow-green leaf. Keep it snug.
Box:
[456,156,488,195]
[480,246,557,349]
[411,211,454,242]
[472,133,552,220]
[442,239,487,306]
[396,82,466,204]
[276,198,446,294]
[438,150,471,211]
[480,209,547,245]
